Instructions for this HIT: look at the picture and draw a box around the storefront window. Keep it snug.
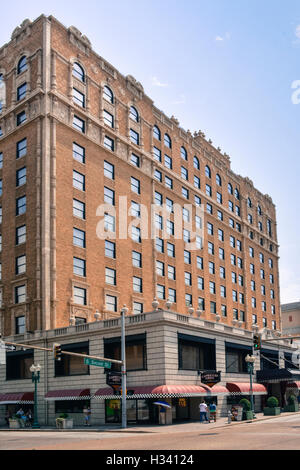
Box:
[55,400,90,414]
[6,350,33,380]
[104,334,147,371]
[55,342,89,377]
[178,334,216,371]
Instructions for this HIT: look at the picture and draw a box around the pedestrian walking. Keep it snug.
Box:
[83,406,91,426]
[5,409,11,426]
[209,402,217,422]
[199,401,209,423]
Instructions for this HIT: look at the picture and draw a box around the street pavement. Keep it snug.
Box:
[1,411,300,450]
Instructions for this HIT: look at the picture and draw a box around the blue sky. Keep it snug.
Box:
[1,0,300,303]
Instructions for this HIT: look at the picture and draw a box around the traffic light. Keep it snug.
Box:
[253,334,261,351]
[53,343,62,361]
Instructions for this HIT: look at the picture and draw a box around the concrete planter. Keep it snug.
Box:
[283,403,299,412]
[56,418,74,429]
[263,407,281,416]
[9,419,21,429]
[242,411,254,420]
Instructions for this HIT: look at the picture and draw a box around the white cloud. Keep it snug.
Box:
[215,32,231,42]
[215,36,224,41]
[151,76,168,87]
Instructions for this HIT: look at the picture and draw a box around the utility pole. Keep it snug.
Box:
[121,305,128,429]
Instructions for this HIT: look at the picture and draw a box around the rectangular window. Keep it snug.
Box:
[210,301,216,313]
[73,170,85,191]
[182,187,189,199]
[165,176,173,189]
[104,160,114,180]
[105,267,116,285]
[73,88,85,107]
[210,281,216,294]
[16,167,26,187]
[198,277,204,290]
[153,147,161,162]
[157,284,165,300]
[219,248,225,260]
[73,257,86,277]
[166,198,173,213]
[156,260,165,277]
[154,169,162,182]
[133,302,143,315]
[73,142,85,164]
[185,294,192,306]
[73,199,85,219]
[208,242,214,255]
[181,166,188,180]
[104,135,114,151]
[131,201,141,218]
[16,255,26,275]
[55,342,89,377]
[17,83,27,101]
[164,154,172,169]
[167,242,175,258]
[105,240,116,258]
[73,286,87,305]
[156,237,164,253]
[209,261,215,274]
[17,111,27,126]
[15,285,26,304]
[131,153,140,167]
[132,251,142,268]
[104,187,115,205]
[220,266,226,279]
[133,276,143,293]
[6,349,33,379]
[130,129,139,145]
[184,250,191,264]
[194,175,200,189]
[73,227,85,248]
[73,115,85,133]
[17,138,27,159]
[168,265,176,280]
[16,196,26,215]
[15,316,26,335]
[131,226,141,243]
[169,288,176,303]
[103,110,114,127]
[185,271,192,286]
[206,203,213,214]
[207,222,214,235]
[131,177,140,194]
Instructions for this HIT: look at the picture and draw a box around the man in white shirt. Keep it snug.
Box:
[199,401,208,423]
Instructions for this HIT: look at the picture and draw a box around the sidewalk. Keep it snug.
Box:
[1,411,299,433]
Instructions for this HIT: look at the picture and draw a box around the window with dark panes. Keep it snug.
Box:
[104,334,147,372]
[178,334,216,370]
[55,342,89,377]
[225,343,251,373]
[6,349,33,380]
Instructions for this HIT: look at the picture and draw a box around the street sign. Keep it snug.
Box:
[0,341,16,351]
[84,357,112,368]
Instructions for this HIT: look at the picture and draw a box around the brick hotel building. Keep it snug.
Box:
[0,16,292,426]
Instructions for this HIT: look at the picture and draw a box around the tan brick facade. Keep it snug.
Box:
[0,15,281,337]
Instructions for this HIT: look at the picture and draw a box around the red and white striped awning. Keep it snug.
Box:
[0,392,34,404]
[226,382,268,395]
[93,384,229,400]
[286,381,300,390]
[45,389,90,401]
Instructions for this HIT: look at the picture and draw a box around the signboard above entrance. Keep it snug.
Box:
[200,371,221,387]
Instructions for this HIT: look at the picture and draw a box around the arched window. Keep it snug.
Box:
[73,62,85,82]
[216,174,222,186]
[193,156,200,170]
[164,133,172,149]
[17,56,27,74]
[247,197,252,208]
[234,188,240,200]
[228,183,233,195]
[205,165,211,178]
[181,146,187,160]
[129,106,139,122]
[257,205,262,216]
[153,125,161,141]
[103,85,114,104]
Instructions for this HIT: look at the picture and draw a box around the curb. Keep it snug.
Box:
[1,411,299,433]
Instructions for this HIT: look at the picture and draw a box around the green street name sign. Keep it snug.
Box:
[84,358,112,368]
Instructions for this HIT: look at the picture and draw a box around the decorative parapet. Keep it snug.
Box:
[126,75,144,99]
[11,19,32,41]
[68,26,91,55]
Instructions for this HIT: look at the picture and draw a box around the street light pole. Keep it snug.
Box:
[121,305,128,429]
[30,364,41,429]
[245,354,255,418]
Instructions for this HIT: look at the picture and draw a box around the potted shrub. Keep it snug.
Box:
[9,415,21,429]
[264,396,281,416]
[239,398,254,420]
[284,394,299,412]
[55,413,73,429]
